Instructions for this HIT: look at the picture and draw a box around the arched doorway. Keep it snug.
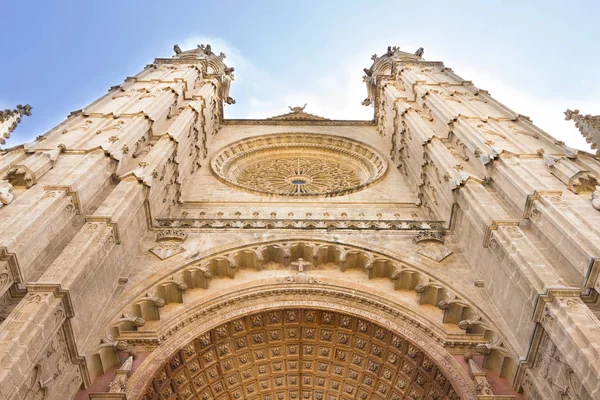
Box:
[125,285,476,399]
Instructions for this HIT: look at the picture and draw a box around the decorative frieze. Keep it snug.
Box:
[155,217,445,231]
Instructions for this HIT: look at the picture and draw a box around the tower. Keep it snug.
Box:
[0,43,598,400]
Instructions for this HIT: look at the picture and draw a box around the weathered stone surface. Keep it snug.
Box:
[0,43,597,400]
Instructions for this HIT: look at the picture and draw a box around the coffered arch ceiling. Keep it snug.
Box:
[140,308,464,400]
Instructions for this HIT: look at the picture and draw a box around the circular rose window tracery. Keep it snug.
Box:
[210,134,387,197]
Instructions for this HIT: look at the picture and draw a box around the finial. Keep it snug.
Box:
[288,104,307,113]
[564,109,580,121]
[1,104,32,146]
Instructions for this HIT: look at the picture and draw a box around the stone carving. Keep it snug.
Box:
[0,290,19,323]
[413,232,452,262]
[288,104,307,113]
[22,328,71,399]
[413,231,445,243]
[108,356,134,393]
[267,105,328,121]
[221,66,235,105]
[237,156,362,196]
[156,229,187,242]
[150,229,187,260]
[276,257,328,284]
[211,133,387,197]
[464,355,512,399]
[565,109,600,154]
[592,186,600,210]
[2,41,592,400]
[141,309,459,400]
[0,180,14,208]
[107,238,512,389]
[157,215,445,231]
[149,243,185,261]
[529,330,586,399]
[0,104,32,145]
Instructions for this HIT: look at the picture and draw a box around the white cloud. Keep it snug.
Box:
[178,36,596,151]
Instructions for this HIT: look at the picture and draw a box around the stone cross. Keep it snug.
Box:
[290,258,311,273]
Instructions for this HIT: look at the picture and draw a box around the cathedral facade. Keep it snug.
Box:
[0,44,598,400]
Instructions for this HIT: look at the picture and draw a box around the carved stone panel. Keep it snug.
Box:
[210,133,387,197]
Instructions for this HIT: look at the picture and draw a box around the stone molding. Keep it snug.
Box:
[125,285,478,400]
[44,185,83,214]
[222,119,376,126]
[121,283,487,350]
[96,238,517,389]
[154,218,446,231]
[210,132,388,197]
[22,284,92,388]
[142,306,464,400]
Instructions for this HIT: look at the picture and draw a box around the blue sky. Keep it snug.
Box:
[2,1,599,150]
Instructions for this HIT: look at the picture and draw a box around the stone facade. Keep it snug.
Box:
[0,43,598,400]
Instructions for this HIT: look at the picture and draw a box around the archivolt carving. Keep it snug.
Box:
[141,308,463,400]
[210,133,387,197]
[122,285,479,399]
[96,240,517,385]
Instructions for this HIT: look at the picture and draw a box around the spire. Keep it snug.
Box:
[159,44,236,106]
[362,46,428,107]
[171,43,227,63]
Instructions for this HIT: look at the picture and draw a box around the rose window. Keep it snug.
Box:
[210,133,387,197]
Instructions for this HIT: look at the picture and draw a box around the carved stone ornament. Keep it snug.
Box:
[268,104,329,121]
[108,356,134,393]
[413,232,452,262]
[413,231,445,244]
[0,180,14,208]
[0,104,32,145]
[592,186,600,210]
[149,243,185,261]
[150,229,188,260]
[23,327,71,399]
[156,229,187,242]
[416,242,453,263]
[565,109,600,154]
[211,133,387,197]
[413,231,452,262]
